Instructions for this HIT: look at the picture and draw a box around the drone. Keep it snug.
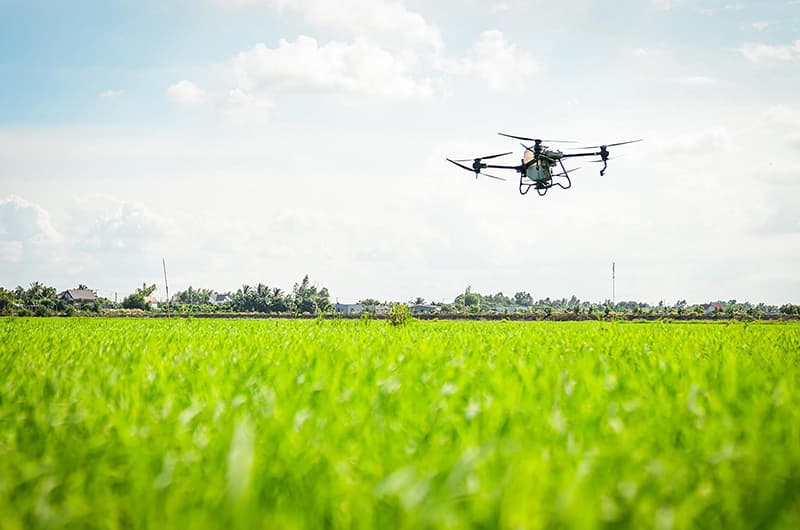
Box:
[447,133,642,196]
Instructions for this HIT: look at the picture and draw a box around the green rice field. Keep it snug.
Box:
[1,318,799,529]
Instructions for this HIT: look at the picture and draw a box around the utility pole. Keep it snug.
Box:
[612,261,616,305]
[163,258,171,319]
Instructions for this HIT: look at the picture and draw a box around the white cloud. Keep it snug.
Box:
[652,0,678,11]
[224,88,274,126]
[75,196,173,253]
[0,195,59,243]
[167,80,208,105]
[672,76,716,85]
[763,104,800,129]
[752,21,769,31]
[99,89,123,98]
[658,125,732,155]
[739,40,800,62]
[701,3,745,15]
[231,36,437,102]
[210,0,442,51]
[446,30,538,94]
[491,2,512,13]
[0,195,61,265]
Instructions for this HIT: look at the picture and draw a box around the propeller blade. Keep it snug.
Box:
[574,139,643,150]
[606,139,643,148]
[499,132,578,143]
[482,172,507,181]
[452,151,512,162]
[553,167,580,178]
[446,158,477,172]
[478,151,513,161]
[499,132,537,141]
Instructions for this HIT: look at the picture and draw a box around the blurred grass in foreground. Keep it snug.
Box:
[1,318,799,529]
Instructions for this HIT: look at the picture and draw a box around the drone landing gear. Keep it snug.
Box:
[518,160,573,196]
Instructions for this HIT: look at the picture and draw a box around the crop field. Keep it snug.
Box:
[1,318,799,529]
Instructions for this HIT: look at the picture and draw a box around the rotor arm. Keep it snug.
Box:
[561,151,608,175]
[560,151,603,159]
[484,163,524,170]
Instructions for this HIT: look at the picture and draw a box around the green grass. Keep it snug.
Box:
[1,318,799,529]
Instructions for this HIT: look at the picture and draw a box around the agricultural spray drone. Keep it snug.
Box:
[447,133,642,196]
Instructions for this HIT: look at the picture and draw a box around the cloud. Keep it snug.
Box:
[739,40,800,62]
[223,88,274,125]
[491,2,512,13]
[167,80,208,105]
[99,89,123,98]
[75,196,173,253]
[0,195,61,264]
[446,31,538,94]
[763,104,800,129]
[658,125,732,155]
[752,21,769,31]
[210,0,442,51]
[700,3,745,15]
[652,0,679,11]
[231,36,438,102]
[672,76,716,86]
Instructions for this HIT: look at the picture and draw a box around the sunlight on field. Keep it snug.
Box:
[1,318,799,529]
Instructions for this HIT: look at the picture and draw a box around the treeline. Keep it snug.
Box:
[442,287,798,318]
[1,280,799,318]
[0,283,106,316]
[0,275,330,316]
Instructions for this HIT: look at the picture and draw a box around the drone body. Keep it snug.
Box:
[447,133,641,196]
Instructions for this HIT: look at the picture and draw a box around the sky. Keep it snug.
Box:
[1,0,799,305]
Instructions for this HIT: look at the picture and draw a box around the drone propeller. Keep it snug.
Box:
[452,151,512,163]
[481,172,507,181]
[574,139,643,150]
[553,167,581,178]
[589,155,623,162]
[446,158,508,181]
[447,158,476,172]
[499,133,578,143]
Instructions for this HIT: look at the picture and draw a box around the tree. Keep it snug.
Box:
[122,282,157,310]
[514,291,534,307]
[137,283,157,298]
[414,297,425,305]
[0,288,17,315]
[292,275,330,314]
[360,298,381,307]
[176,286,214,305]
[122,293,148,310]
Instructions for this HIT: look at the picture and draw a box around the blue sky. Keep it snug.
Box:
[1,0,799,304]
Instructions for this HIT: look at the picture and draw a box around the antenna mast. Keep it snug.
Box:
[612,261,616,305]
[162,258,171,319]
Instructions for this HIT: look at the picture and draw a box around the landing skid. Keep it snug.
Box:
[518,159,573,196]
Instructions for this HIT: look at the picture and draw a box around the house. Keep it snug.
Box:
[703,303,726,315]
[409,304,440,314]
[493,306,529,313]
[144,295,159,309]
[335,303,364,315]
[211,293,232,305]
[59,289,98,304]
[335,303,392,316]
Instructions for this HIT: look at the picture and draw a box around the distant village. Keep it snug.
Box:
[2,277,799,319]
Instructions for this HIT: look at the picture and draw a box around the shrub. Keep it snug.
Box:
[388,303,411,327]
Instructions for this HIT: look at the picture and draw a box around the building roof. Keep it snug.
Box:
[60,289,97,302]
